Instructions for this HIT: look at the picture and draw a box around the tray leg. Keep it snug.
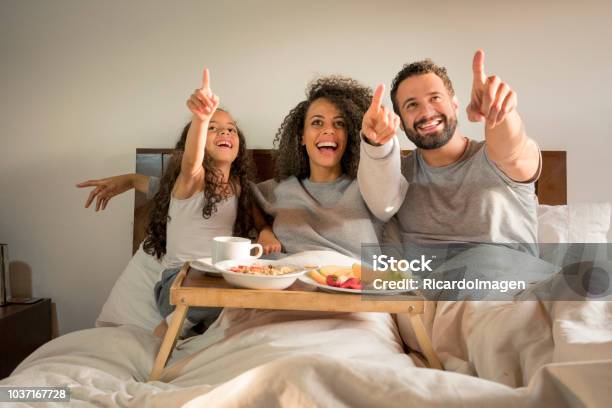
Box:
[149,303,189,381]
[410,312,443,370]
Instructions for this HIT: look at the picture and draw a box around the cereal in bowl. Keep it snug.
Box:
[229,264,296,276]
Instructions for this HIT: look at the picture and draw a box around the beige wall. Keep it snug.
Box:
[1,0,611,334]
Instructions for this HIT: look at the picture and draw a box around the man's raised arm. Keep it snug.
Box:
[466,50,540,182]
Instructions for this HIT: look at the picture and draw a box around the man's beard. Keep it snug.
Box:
[403,114,457,150]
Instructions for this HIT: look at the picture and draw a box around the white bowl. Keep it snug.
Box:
[214,259,309,290]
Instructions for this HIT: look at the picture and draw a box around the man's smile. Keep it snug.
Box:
[415,116,444,133]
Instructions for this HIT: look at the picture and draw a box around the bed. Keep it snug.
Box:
[2,149,612,408]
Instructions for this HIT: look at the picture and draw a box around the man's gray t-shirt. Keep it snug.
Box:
[358,137,540,255]
[251,176,382,259]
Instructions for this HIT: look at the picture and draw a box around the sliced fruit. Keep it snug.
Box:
[319,265,354,277]
[351,263,362,280]
[326,275,339,287]
[340,277,363,290]
[308,270,327,285]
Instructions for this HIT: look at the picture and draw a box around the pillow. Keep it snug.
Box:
[537,203,611,243]
[537,203,611,266]
[398,204,611,354]
[96,244,165,331]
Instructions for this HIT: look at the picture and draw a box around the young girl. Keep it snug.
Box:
[78,70,280,336]
[144,69,279,336]
[145,70,253,266]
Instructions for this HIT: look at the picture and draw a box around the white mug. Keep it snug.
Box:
[212,236,263,264]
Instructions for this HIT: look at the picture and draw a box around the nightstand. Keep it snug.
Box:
[0,299,52,379]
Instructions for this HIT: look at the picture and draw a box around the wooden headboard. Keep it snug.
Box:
[133,148,567,253]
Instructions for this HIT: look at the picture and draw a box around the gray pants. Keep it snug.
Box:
[154,267,223,330]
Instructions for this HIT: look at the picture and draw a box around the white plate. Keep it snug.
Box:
[298,275,415,296]
[190,258,224,276]
[214,259,312,290]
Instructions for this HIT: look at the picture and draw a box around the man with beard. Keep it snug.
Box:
[357,50,541,254]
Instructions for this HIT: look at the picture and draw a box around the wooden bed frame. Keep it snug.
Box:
[133,148,567,253]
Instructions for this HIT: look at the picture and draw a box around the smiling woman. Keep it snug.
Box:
[273,76,370,183]
[300,98,348,182]
[250,76,386,259]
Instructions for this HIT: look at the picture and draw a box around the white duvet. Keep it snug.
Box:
[2,250,612,407]
[2,300,612,407]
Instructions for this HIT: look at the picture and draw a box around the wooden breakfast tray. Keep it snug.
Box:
[149,263,442,381]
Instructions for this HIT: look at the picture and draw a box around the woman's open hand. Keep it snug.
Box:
[76,174,134,211]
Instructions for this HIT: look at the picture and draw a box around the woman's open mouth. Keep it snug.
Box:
[316,141,338,155]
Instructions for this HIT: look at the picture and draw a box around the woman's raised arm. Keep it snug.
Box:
[76,173,151,211]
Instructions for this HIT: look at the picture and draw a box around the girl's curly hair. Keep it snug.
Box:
[143,115,256,260]
[273,76,373,181]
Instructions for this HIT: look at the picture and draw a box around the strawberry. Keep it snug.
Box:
[326,274,362,290]
[340,277,363,290]
[326,275,341,287]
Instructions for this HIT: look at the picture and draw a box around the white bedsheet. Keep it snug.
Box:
[2,299,612,407]
[3,249,612,407]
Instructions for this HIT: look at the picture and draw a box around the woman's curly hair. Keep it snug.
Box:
[143,114,256,260]
[273,76,372,181]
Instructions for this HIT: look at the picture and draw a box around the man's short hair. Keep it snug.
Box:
[390,59,455,115]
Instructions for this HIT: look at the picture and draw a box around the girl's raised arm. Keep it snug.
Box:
[173,69,220,199]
